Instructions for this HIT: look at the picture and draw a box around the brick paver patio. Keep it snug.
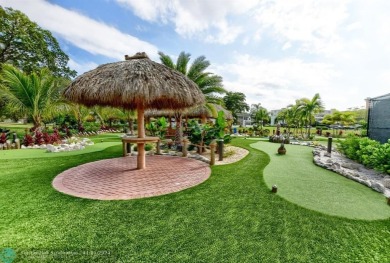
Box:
[52,155,211,200]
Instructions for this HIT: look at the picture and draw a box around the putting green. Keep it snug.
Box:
[0,141,121,159]
[251,141,390,220]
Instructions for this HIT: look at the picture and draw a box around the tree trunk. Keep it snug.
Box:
[174,113,183,146]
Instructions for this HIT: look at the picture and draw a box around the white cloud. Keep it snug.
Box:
[116,0,258,44]
[67,59,99,75]
[215,54,338,110]
[0,0,159,60]
[282,42,292,51]
[253,0,350,55]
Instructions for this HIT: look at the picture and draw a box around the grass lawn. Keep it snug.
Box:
[251,141,390,220]
[0,138,389,262]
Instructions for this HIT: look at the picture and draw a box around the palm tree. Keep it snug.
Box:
[0,64,68,128]
[250,104,269,131]
[298,93,324,137]
[66,103,92,131]
[277,104,301,135]
[159,51,226,145]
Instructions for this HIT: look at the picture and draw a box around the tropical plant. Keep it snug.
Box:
[67,103,92,132]
[0,6,76,78]
[0,132,7,144]
[159,51,226,145]
[188,111,230,153]
[298,93,324,137]
[250,104,269,131]
[145,117,168,138]
[158,51,226,103]
[0,64,69,128]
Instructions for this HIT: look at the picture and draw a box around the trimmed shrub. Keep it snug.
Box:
[338,135,390,174]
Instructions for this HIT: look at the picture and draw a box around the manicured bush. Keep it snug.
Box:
[338,135,390,174]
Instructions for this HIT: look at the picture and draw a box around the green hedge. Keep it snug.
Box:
[338,135,390,174]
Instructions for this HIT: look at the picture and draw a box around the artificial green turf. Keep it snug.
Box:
[252,141,390,220]
[0,139,389,262]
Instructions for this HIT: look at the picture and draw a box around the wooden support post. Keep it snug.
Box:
[122,141,127,157]
[137,107,145,169]
[182,138,189,157]
[156,140,161,155]
[137,142,145,169]
[209,140,216,165]
[218,139,224,161]
[327,137,333,154]
[15,139,20,149]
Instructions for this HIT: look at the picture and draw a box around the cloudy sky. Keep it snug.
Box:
[1,0,390,110]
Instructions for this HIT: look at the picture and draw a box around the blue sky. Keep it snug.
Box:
[1,0,390,111]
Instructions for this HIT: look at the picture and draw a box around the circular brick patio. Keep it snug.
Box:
[52,155,211,200]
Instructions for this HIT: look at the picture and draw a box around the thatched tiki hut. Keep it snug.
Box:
[63,52,205,169]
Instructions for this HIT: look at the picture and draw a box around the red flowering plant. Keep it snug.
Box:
[23,134,34,146]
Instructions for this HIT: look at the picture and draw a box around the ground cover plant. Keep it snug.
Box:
[0,138,389,262]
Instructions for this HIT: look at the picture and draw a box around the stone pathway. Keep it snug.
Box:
[52,155,211,200]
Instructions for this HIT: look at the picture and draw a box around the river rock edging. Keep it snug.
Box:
[313,146,390,198]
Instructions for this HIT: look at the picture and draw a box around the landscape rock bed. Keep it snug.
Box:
[21,137,94,153]
[313,146,390,198]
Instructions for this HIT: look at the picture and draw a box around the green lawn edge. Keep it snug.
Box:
[0,139,389,262]
[251,141,390,220]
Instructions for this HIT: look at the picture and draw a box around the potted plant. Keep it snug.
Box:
[278,143,286,155]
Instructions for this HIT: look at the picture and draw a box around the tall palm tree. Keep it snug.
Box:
[277,104,301,135]
[250,104,269,131]
[159,51,226,145]
[298,93,324,137]
[0,64,68,128]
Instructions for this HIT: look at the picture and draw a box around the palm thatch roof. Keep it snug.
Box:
[62,53,205,110]
[145,103,233,120]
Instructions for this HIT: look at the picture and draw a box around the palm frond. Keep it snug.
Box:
[158,51,175,69]
[176,51,191,75]
[187,56,210,81]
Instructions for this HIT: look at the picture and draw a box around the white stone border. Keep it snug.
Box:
[313,146,390,198]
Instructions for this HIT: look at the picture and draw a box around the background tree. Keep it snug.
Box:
[0,64,68,128]
[298,93,324,137]
[223,92,249,124]
[250,103,269,130]
[0,6,76,78]
[277,104,302,135]
[159,51,225,145]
